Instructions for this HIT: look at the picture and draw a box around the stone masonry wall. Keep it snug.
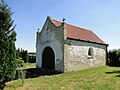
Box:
[64,39,107,72]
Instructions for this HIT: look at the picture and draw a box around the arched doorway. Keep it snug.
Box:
[42,46,55,70]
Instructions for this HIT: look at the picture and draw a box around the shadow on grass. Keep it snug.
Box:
[105,70,120,77]
[15,68,61,80]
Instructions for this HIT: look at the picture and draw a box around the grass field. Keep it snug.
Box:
[17,63,36,70]
[5,66,120,90]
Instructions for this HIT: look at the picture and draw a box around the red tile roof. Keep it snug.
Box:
[52,19,106,45]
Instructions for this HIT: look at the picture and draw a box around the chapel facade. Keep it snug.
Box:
[36,16,108,72]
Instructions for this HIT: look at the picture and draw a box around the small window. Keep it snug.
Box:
[88,48,94,58]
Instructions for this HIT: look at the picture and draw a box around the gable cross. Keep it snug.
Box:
[62,18,66,23]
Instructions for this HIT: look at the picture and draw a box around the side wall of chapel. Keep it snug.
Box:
[64,39,107,72]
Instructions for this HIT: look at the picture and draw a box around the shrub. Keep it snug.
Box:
[17,59,24,67]
[108,49,120,66]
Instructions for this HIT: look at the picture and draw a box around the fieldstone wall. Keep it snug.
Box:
[64,39,107,72]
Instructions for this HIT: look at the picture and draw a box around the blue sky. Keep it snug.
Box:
[5,0,120,52]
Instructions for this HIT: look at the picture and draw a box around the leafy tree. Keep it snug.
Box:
[22,50,28,63]
[16,48,21,59]
[108,49,120,66]
[16,48,29,63]
[116,49,120,60]
[0,0,17,89]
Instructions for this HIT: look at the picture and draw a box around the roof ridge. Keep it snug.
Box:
[52,19,92,32]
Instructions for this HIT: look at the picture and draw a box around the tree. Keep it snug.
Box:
[0,0,17,89]
[16,48,21,59]
[116,49,120,60]
[108,49,120,66]
[22,50,28,63]
[16,48,29,63]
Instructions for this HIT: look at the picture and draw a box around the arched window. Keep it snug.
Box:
[88,48,94,58]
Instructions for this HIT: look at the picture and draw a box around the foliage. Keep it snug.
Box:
[17,59,24,67]
[22,50,28,63]
[28,52,36,63]
[16,48,29,63]
[0,0,17,89]
[16,49,36,64]
[116,49,120,60]
[108,49,120,66]
[5,66,120,90]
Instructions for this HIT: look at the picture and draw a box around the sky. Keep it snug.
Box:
[5,0,120,52]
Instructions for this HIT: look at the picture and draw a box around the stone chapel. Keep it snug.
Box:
[36,16,108,72]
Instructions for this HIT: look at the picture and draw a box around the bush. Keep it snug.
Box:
[17,59,24,67]
[108,49,120,66]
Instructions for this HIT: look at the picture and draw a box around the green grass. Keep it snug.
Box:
[17,63,36,70]
[5,66,120,90]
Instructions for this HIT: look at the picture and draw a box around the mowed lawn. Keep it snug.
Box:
[5,66,120,90]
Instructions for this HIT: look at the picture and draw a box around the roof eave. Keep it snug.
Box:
[67,37,109,46]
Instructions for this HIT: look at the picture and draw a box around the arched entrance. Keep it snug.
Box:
[42,46,55,70]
